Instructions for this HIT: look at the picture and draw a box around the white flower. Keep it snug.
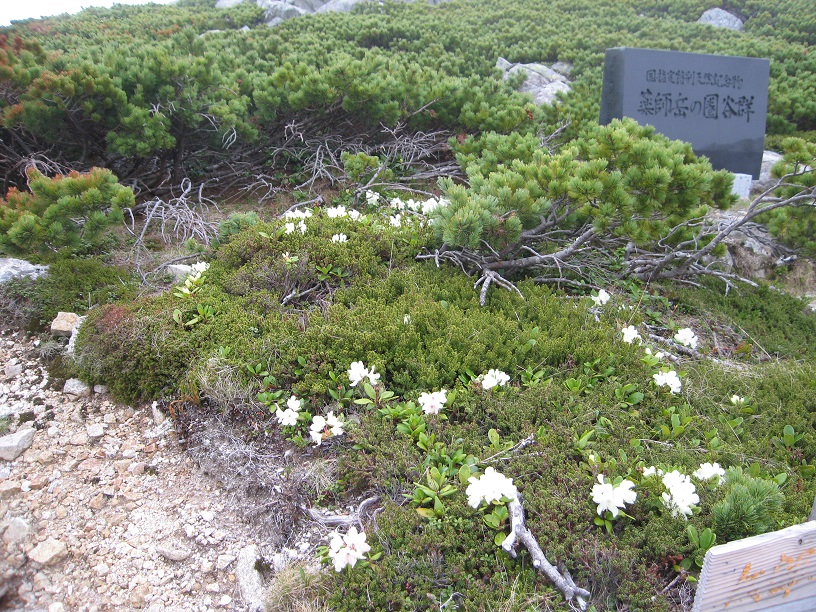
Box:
[190,261,209,274]
[365,190,380,206]
[297,220,307,234]
[327,526,371,572]
[275,406,300,427]
[389,214,402,228]
[479,369,510,390]
[403,314,412,325]
[591,475,637,518]
[417,390,447,415]
[309,414,327,445]
[591,289,611,306]
[653,370,682,394]
[389,197,406,210]
[326,411,344,437]
[331,233,348,243]
[348,209,362,221]
[284,222,296,234]
[347,361,380,387]
[674,328,698,349]
[621,325,641,344]
[642,466,663,478]
[465,467,518,508]
[693,462,725,484]
[326,205,347,218]
[421,197,446,215]
[661,470,699,519]
[644,347,665,360]
[730,394,745,406]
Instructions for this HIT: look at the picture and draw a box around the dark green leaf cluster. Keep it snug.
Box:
[0,168,132,258]
[712,467,784,541]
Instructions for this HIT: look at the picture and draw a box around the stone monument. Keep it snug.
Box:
[600,47,769,178]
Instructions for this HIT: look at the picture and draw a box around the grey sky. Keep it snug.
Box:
[1,0,178,27]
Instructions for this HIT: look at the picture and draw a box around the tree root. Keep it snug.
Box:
[501,492,590,610]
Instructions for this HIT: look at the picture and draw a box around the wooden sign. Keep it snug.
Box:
[692,521,816,611]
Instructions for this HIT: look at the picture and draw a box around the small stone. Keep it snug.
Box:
[2,517,30,543]
[86,424,105,440]
[69,432,89,446]
[50,312,80,337]
[200,510,214,522]
[200,560,215,574]
[62,378,91,398]
[129,583,151,609]
[205,582,220,593]
[48,603,66,612]
[0,428,36,461]
[218,595,232,607]
[155,543,191,562]
[88,493,105,510]
[28,538,68,566]
[216,554,236,570]
[184,524,196,538]
[5,362,22,378]
[127,462,146,475]
[0,480,22,498]
[93,384,108,395]
[151,402,166,426]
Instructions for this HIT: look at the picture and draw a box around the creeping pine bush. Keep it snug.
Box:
[0,168,134,259]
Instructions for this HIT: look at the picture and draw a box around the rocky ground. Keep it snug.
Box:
[0,329,277,611]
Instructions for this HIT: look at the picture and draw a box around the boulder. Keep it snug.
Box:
[752,150,784,194]
[315,0,369,13]
[50,312,81,337]
[496,57,571,107]
[259,1,308,22]
[215,0,248,7]
[165,264,194,282]
[236,545,265,612]
[698,8,743,31]
[0,258,48,284]
[0,428,36,461]
[63,378,92,398]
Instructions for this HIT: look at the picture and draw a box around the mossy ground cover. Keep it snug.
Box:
[45,190,814,611]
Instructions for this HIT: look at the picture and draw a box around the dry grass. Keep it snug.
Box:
[264,561,331,612]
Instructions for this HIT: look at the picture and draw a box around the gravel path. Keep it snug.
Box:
[0,329,270,611]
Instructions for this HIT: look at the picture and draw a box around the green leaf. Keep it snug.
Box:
[488,428,500,447]
[458,464,473,485]
[494,531,506,546]
[416,508,435,519]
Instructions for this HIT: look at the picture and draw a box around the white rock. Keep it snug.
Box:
[698,7,743,31]
[216,554,236,570]
[0,428,36,461]
[50,312,81,337]
[236,545,266,612]
[63,378,91,398]
[2,517,30,543]
[200,510,214,522]
[86,424,105,440]
[28,537,68,565]
[218,595,232,607]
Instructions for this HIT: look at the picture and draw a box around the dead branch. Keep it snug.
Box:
[501,492,590,610]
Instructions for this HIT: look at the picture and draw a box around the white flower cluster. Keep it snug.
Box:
[186,261,209,283]
[591,474,637,518]
[621,325,641,344]
[325,205,363,221]
[653,370,682,394]
[327,526,371,572]
[365,190,380,207]
[478,369,510,390]
[310,411,344,446]
[347,361,381,387]
[417,389,447,415]
[730,394,745,406]
[591,289,611,307]
[284,220,307,235]
[275,395,302,427]
[283,208,313,220]
[660,470,699,518]
[465,467,518,508]
[331,233,348,243]
[674,327,699,349]
[692,462,725,484]
[389,195,448,216]
[644,347,665,360]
